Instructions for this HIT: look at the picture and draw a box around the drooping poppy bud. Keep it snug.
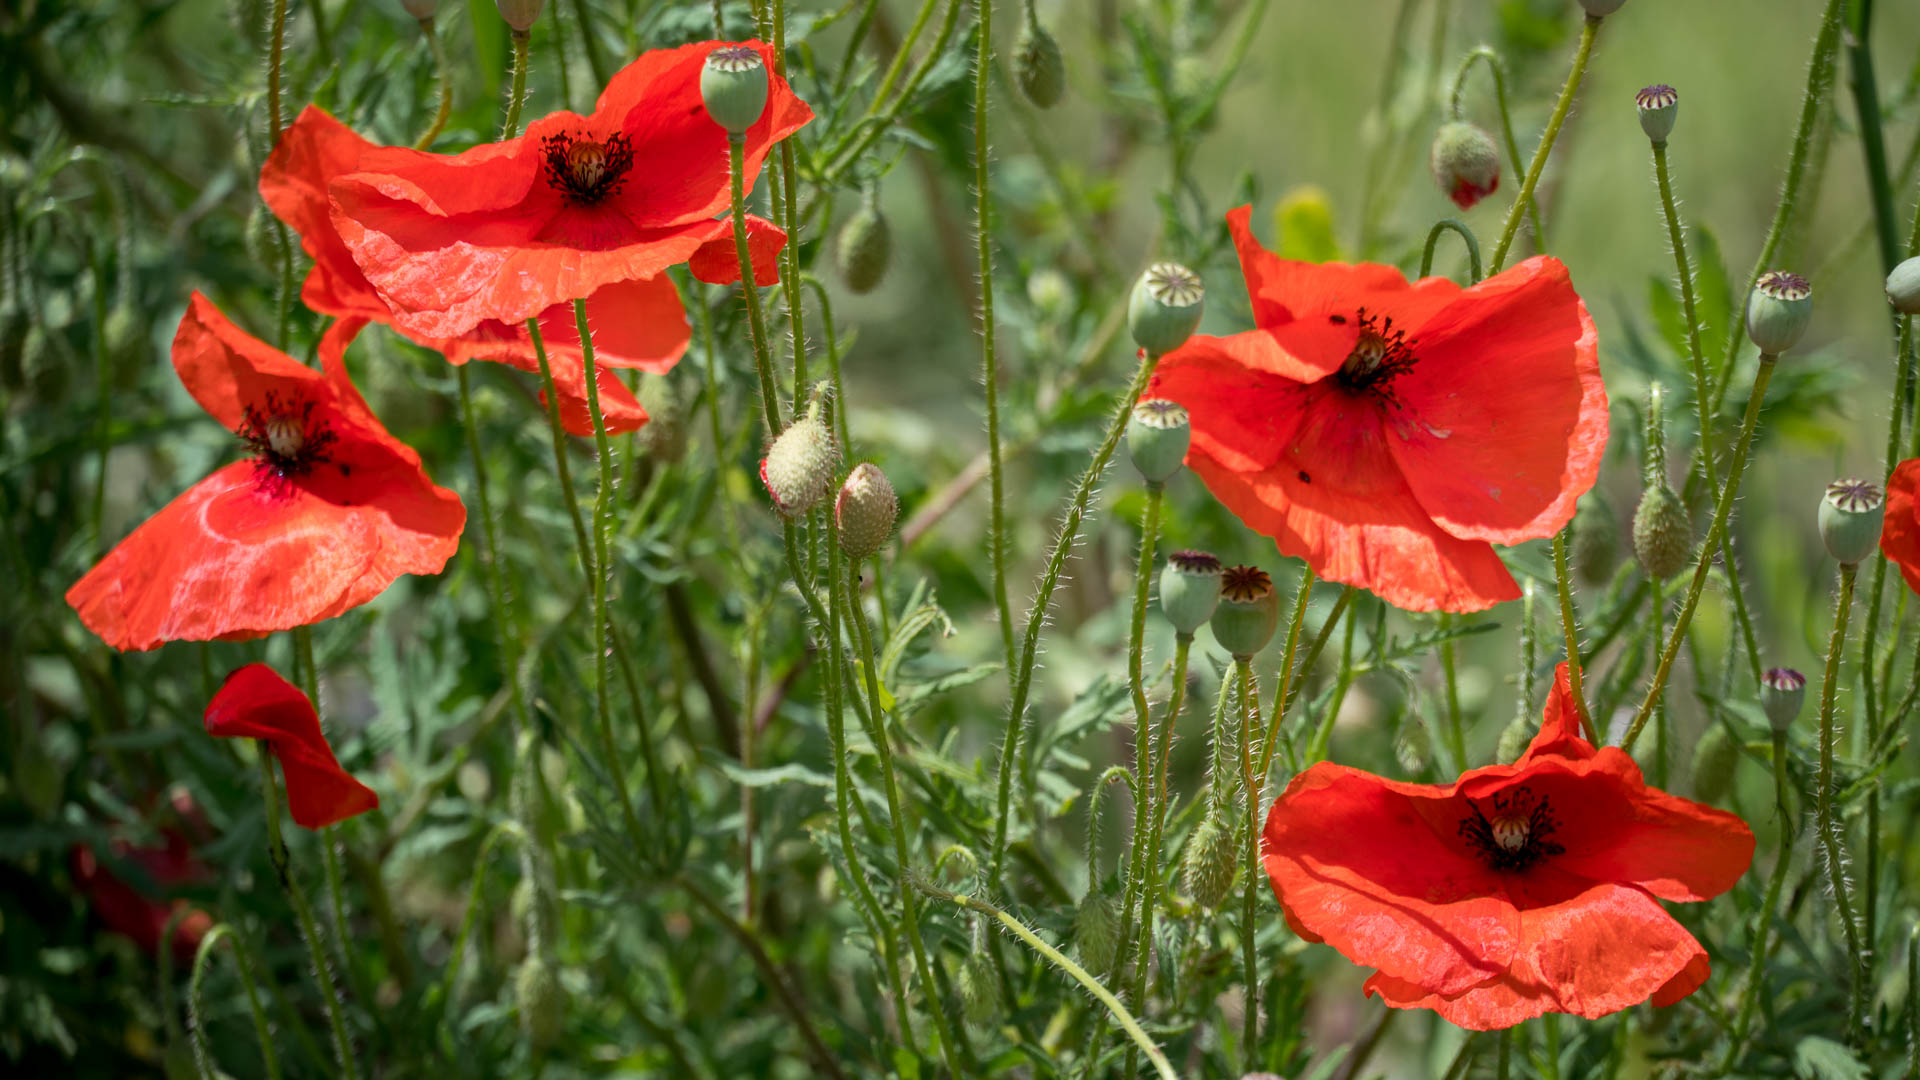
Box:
[1429,121,1501,210]
[761,402,839,516]
[1496,715,1533,764]
[1579,0,1626,14]
[1690,723,1737,804]
[1394,715,1432,774]
[835,463,899,561]
[1886,256,1920,315]
[1014,20,1066,108]
[515,955,565,1049]
[1159,550,1224,636]
[1819,478,1885,565]
[1746,271,1812,356]
[636,375,687,463]
[1128,262,1204,356]
[701,45,770,135]
[1761,668,1806,732]
[1127,397,1190,486]
[1182,813,1238,909]
[1073,890,1120,975]
[956,949,1001,1029]
[1211,565,1279,659]
[836,194,891,294]
[1569,492,1617,587]
[1635,84,1678,143]
[1632,485,1692,580]
[494,0,544,32]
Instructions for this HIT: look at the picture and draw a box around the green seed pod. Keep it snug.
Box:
[1210,565,1279,659]
[1632,485,1692,580]
[1570,492,1617,587]
[636,376,687,463]
[1014,20,1066,108]
[1745,271,1812,356]
[956,952,1001,1030]
[514,955,565,1049]
[1888,256,1920,315]
[761,402,839,516]
[1690,723,1738,804]
[1496,715,1533,764]
[1073,890,1121,976]
[1127,397,1190,485]
[1429,121,1501,211]
[835,196,891,294]
[701,45,769,135]
[1579,0,1626,14]
[1635,84,1678,144]
[494,0,544,32]
[1128,262,1205,356]
[1819,478,1885,565]
[1182,814,1239,910]
[835,463,899,561]
[1762,668,1806,733]
[1159,550,1224,636]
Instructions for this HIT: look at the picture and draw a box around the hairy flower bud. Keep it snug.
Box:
[1762,668,1806,733]
[495,0,544,32]
[957,952,1001,1029]
[1887,256,1920,315]
[701,45,769,135]
[1632,484,1692,580]
[1128,262,1204,356]
[836,195,891,294]
[1160,550,1224,636]
[1746,271,1812,356]
[1429,121,1501,210]
[636,376,687,463]
[1690,723,1737,804]
[1496,716,1532,764]
[1127,398,1190,485]
[835,463,898,561]
[1183,814,1238,909]
[1819,478,1885,565]
[1211,565,1279,659]
[1014,20,1066,108]
[515,956,565,1049]
[1073,891,1120,975]
[761,405,839,516]
[1635,84,1678,144]
[1570,493,1617,586]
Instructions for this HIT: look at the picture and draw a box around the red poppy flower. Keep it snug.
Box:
[1881,458,1920,595]
[71,799,214,965]
[66,294,465,651]
[262,106,786,437]
[1149,206,1606,612]
[327,39,810,341]
[1262,663,1753,1030]
[205,663,378,829]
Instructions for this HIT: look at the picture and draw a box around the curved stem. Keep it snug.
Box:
[1816,562,1868,1033]
[257,745,358,1078]
[727,135,784,436]
[1418,218,1482,282]
[414,16,455,149]
[1448,47,1543,253]
[1488,16,1602,274]
[188,925,280,1080]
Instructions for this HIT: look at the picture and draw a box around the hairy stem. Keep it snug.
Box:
[1488,16,1601,274]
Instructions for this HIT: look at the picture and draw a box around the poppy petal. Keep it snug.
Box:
[688,214,787,287]
[204,664,378,829]
[1515,662,1596,765]
[1545,750,1755,902]
[537,361,651,437]
[1882,458,1920,595]
[261,106,390,321]
[1226,205,1457,331]
[1384,256,1607,545]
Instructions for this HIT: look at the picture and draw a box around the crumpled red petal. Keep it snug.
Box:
[688,215,788,287]
[204,663,378,829]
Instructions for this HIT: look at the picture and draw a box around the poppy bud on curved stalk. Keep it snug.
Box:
[957,949,1001,1029]
[1210,565,1279,659]
[1746,271,1812,356]
[1159,550,1224,636]
[494,0,544,32]
[1578,0,1626,15]
[1635,84,1678,144]
[1762,668,1806,732]
[835,463,898,561]
[1819,478,1885,566]
[1886,256,1920,315]
[760,400,839,516]
[1073,890,1120,975]
[701,46,770,135]
[836,192,891,294]
[1429,121,1501,210]
[1128,262,1204,357]
[1127,398,1190,486]
[1014,18,1066,108]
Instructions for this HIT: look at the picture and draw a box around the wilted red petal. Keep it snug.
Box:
[688,214,787,287]
[204,663,378,829]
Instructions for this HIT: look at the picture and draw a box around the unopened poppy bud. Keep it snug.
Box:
[1073,890,1120,975]
[701,45,769,135]
[956,952,1001,1029]
[1746,271,1812,356]
[1496,715,1532,764]
[1211,565,1278,659]
[1128,262,1204,356]
[1394,716,1431,774]
[1819,478,1885,565]
[1632,484,1692,580]
[1014,19,1066,108]
[1027,268,1072,319]
[1886,256,1920,315]
[761,404,839,516]
[1127,398,1190,485]
[1635,84,1678,144]
[1579,0,1626,14]
[495,0,544,32]
[836,195,891,294]
[1570,494,1617,586]
[636,376,687,462]
[515,956,565,1049]
[401,0,438,19]
[1429,121,1501,210]
[1762,668,1806,732]
[1183,814,1238,909]
[1160,550,1224,636]
[1690,724,1737,804]
[835,463,898,561]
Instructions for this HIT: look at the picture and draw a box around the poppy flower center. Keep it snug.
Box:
[1332,309,1419,405]
[1458,786,1564,873]
[542,131,635,204]
[239,391,340,496]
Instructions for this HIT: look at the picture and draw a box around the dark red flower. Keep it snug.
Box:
[1150,206,1607,612]
[262,106,778,437]
[1262,664,1753,1030]
[327,39,810,340]
[204,663,378,829]
[71,803,214,966]
[66,294,465,651]
[1881,458,1920,594]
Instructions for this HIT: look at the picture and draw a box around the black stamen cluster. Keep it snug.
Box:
[1457,785,1565,874]
[541,131,636,205]
[1331,308,1421,406]
[238,391,337,497]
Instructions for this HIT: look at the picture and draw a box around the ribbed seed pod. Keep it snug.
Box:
[1746,271,1812,356]
[1182,814,1239,909]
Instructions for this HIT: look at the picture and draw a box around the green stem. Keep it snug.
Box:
[257,745,358,1078]
[414,16,455,149]
[266,0,287,144]
[1487,16,1602,274]
[188,925,280,1080]
[975,0,1015,684]
[1236,658,1264,1059]
[568,0,610,85]
[1263,585,1356,780]
[501,30,531,140]
[1846,0,1900,276]
[1816,561,1868,1034]
[1652,141,1720,492]
[455,366,531,733]
[1550,529,1595,743]
[1418,218,1482,282]
[1110,484,1163,1008]
[1260,566,1317,777]
[727,135,784,436]
[1448,47,1543,252]
[1439,612,1467,767]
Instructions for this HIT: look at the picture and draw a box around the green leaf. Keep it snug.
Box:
[711,757,835,790]
[1647,277,1689,365]
[1793,1035,1868,1080]
[895,662,1003,711]
[1691,224,1734,368]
